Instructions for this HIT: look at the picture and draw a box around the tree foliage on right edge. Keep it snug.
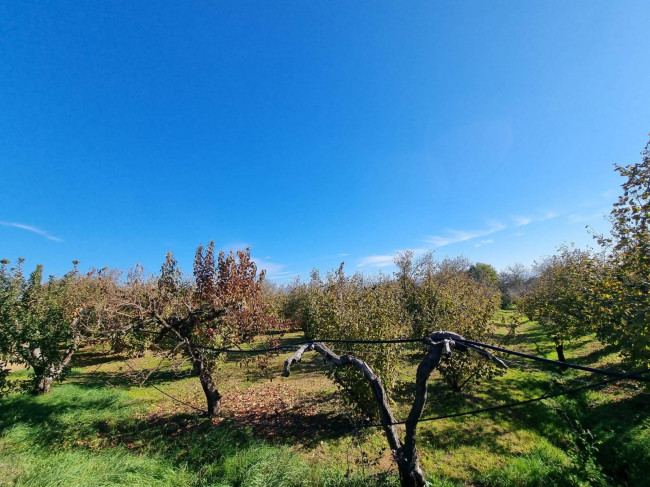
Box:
[593,138,650,367]
[521,138,650,368]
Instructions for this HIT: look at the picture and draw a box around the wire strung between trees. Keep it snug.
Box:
[133,328,424,354]
[133,328,650,383]
[115,334,649,432]
[369,375,621,428]
[455,338,650,383]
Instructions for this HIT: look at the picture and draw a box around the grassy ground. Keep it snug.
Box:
[1,314,648,486]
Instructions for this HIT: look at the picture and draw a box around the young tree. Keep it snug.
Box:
[120,243,276,416]
[0,259,116,394]
[278,276,311,333]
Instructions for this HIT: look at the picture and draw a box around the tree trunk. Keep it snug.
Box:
[35,375,54,394]
[31,338,79,395]
[283,341,431,487]
[189,345,221,416]
[282,332,507,487]
[394,448,427,487]
[198,366,221,416]
[554,335,566,363]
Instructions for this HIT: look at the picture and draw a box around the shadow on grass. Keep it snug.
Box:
[581,391,650,486]
[572,343,620,365]
[398,373,569,444]
[0,378,353,454]
[0,386,265,482]
[73,350,121,368]
[72,368,195,390]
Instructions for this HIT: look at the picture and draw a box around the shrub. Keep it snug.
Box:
[301,264,409,417]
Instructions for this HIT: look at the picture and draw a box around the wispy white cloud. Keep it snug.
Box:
[357,254,395,268]
[513,216,532,227]
[424,222,506,248]
[0,220,62,242]
[512,211,558,227]
[221,241,252,251]
[338,253,350,257]
[358,210,559,270]
[251,258,292,280]
[474,239,495,248]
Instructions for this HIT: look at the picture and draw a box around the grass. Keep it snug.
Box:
[1,317,648,486]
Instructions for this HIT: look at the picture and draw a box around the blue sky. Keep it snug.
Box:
[1,1,648,281]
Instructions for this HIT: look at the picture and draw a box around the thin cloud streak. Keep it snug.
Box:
[512,211,558,227]
[0,220,62,242]
[474,239,495,248]
[359,210,560,269]
[513,216,532,227]
[251,257,291,280]
[424,222,506,248]
[357,254,395,268]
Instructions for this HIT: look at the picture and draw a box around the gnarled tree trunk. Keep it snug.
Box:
[283,332,506,487]
[30,334,80,395]
[188,344,221,416]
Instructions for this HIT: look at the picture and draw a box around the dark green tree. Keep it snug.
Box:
[468,262,499,287]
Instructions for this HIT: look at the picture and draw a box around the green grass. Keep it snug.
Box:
[1,317,648,486]
[0,383,395,486]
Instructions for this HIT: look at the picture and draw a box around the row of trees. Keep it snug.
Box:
[0,249,504,413]
[1,245,504,487]
[0,245,279,417]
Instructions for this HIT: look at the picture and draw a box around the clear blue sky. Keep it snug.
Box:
[1,1,648,281]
